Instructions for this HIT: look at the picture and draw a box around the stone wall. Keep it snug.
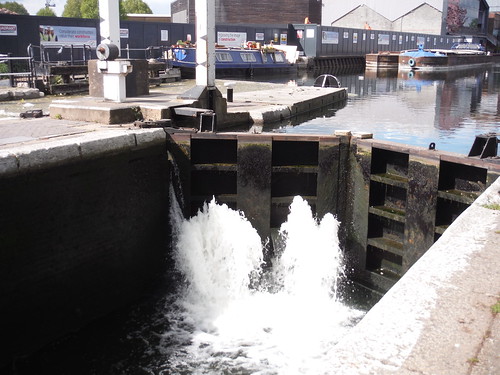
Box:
[0,130,171,366]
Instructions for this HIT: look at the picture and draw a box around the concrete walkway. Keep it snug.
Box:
[327,178,500,375]
[0,80,346,127]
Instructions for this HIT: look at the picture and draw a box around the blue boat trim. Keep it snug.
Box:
[167,47,297,77]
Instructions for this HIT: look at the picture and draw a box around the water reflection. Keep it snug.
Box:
[1,65,499,155]
[281,66,500,155]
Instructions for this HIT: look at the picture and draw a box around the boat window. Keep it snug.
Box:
[274,53,285,63]
[240,53,257,62]
[216,52,233,62]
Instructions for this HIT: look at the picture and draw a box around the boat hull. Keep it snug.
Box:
[365,52,400,70]
[174,64,297,78]
[399,53,494,71]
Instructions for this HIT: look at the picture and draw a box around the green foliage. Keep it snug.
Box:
[492,301,500,314]
[467,357,479,365]
[78,0,127,19]
[482,203,500,210]
[0,1,29,15]
[80,0,99,18]
[36,7,57,17]
[62,0,82,18]
[121,0,152,14]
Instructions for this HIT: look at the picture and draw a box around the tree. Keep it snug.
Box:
[0,1,29,15]
[446,3,467,34]
[62,0,82,18]
[79,0,127,19]
[121,0,152,14]
[36,7,57,16]
[80,0,98,18]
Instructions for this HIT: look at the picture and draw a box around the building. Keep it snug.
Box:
[326,1,489,36]
[170,0,321,24]
[169,0,491,48]
[487,0,500,50]
[443,0,489,35]
[329,3,442,35]
[323,0,444,28]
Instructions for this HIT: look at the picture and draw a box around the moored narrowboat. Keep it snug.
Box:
[398,43,493,71]
[168,45,297,78]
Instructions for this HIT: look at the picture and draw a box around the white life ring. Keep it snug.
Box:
[408,58,416,67]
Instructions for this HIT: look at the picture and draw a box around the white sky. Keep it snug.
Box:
[11,0,498,20]
[12,0,173,16]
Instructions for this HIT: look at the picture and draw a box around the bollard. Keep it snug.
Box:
[224,81,236,102]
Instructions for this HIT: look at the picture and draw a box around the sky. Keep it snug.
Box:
[12,0,173,16]
[11,0,499,19]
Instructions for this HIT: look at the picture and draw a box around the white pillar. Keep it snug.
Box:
[97,60,132,102]
[195,0,215,88]
[99,0,121,54]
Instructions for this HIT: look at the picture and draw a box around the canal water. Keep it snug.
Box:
[268,65,500,155]
[2,65,500,156]
[8,190,364,375]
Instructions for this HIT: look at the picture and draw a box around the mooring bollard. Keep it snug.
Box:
[224,81,236,102]
[96,43,132,102]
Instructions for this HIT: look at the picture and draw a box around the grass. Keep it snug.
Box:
[467,357,479,365]
[491,301,500,314]
[482,203,500,210]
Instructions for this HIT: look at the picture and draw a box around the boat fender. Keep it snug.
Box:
[408,58,416,67]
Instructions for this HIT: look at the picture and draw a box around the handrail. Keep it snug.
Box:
[0,52,34,88]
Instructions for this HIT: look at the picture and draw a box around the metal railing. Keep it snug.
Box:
[28,43,93,65]
[0,53,36,88]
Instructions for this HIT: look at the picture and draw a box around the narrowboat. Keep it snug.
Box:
[167,45,297,78]
[398,43,493,71]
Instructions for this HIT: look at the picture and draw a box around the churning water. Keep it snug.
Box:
[156,190,363,374]
[6,178,364,375]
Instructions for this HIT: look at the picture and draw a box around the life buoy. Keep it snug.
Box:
[247,41,253,49]
[408,58,416,67]
[174,49,187,61]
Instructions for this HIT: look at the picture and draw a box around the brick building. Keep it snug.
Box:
[170,0,321,24]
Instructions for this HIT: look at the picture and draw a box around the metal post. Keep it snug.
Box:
[99,0,121,54]
[7,53,14,87]
[195,0,215,89]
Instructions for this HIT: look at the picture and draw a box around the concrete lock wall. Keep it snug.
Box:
[2,129,499,365]
[345,137,500,292]
[0,129,171,366]
[167,132,500,293]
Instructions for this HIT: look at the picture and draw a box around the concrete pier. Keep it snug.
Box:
[47,83,347,128]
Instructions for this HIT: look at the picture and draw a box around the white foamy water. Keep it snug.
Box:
[161,193,363,374]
